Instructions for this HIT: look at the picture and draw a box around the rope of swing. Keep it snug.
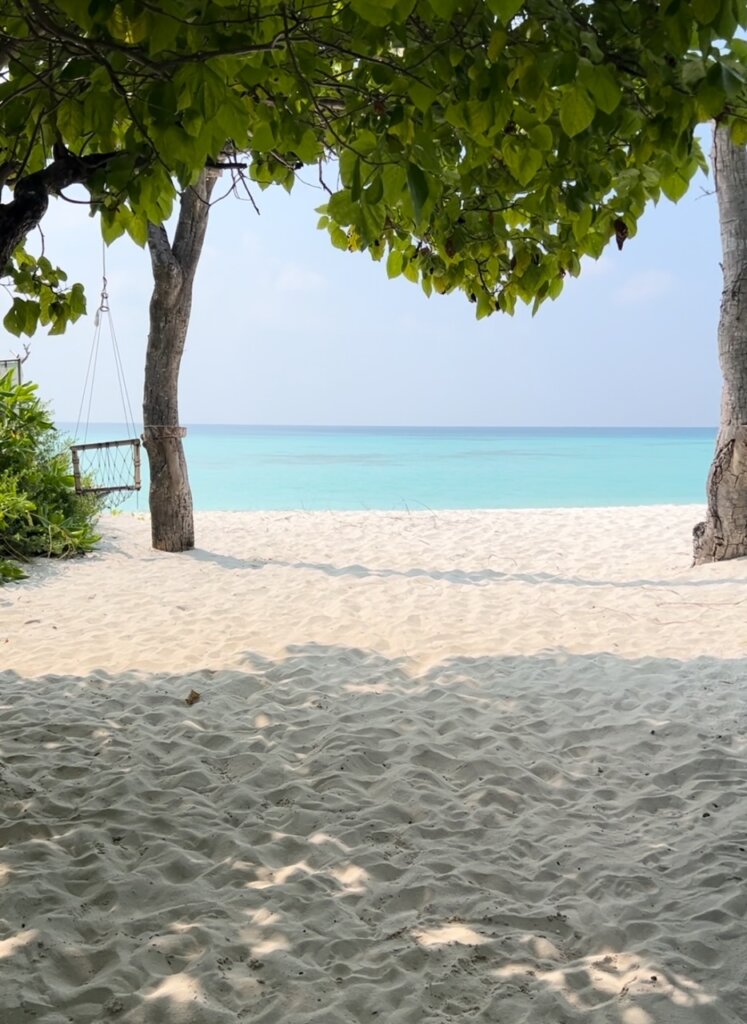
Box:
[74,241,138,443]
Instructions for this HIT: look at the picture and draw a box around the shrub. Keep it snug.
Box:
[0,370,101,583]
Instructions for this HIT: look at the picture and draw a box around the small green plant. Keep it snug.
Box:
[0,370,101,583]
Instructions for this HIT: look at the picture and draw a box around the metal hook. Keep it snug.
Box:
[99,274,109,313]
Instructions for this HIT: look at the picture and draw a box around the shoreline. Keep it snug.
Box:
[3,504,746,1022]
[3,504,734,676]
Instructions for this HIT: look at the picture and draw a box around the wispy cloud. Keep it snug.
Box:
[614,269,677,304]
[275,264,327,294]
[580,254,613,279]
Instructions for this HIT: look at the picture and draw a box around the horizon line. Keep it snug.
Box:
[55,421,719,431]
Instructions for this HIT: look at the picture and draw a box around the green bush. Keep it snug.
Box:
[0,370,101,583]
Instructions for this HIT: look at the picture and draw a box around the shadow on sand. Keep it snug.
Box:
[1,646,746,1022]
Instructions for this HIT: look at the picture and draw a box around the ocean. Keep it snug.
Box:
[60,425,716,512]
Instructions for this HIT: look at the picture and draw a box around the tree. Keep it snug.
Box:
[143,169,219,550]
[693,125,747,562]
[2,2,747,554]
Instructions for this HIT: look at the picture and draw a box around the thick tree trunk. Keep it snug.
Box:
[693,127,747,563]
[143,169,218,552]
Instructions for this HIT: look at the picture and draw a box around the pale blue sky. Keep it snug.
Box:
[7,147,723,427]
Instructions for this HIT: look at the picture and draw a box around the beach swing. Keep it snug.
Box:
[71,253,141,505]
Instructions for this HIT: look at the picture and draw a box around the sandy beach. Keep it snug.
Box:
[1,504,746,1022]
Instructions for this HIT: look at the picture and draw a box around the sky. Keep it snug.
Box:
[5,145,724,428]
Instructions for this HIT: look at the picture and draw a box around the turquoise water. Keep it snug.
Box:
[60,425,716,512]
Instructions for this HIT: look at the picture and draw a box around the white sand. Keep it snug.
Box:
[1,505,746,1022]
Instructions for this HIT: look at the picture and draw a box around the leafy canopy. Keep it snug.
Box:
[2,0,747,327]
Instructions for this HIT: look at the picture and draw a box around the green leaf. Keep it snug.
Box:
[559,86,596,138]
[350,0,396,25]
[697,77,726,119]
[69,282,87,319]
[357,197,386,238]
[294,129,320,164]
[663,3,693,53]
[406,163,429,222]
[329,226,349,250]
[55,100,84,143]
[660,170,690,202]
[579,63,622,115]
[720,64,746,99]
[148,11,181,54]
[192,65,227,121]
[363,172,384,206]
[429,0,460,16]
[147,81,178,126]
[488,28,507,62]
[100,207,127,244]
[572,205,593,242]
[715,1,739,38]
[215,94,252,147]
[83,87,115,136]
[125,213,149,247]
[327,189,356,225]
[529,124,554,151]
[251,122,275,152]
[464,99,495,137]
[3,302,25,337]
[351,158,362,202]
[691,0,720,24]
[387,249,403,278]
[48,316,67,336]
[502,137,543,186]
[6,299,39,337]
[408,82,438,114]
[381,164,407,203]
[476,293,494,319]
[402,258,419,283]
[730,119,747,146]
[488,0,523,22]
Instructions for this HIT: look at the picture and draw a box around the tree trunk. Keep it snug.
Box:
[693,127,747,563]
[143,169,218,552]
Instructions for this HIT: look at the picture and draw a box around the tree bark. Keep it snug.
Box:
[143,169,218,552]
[693,127,747,563]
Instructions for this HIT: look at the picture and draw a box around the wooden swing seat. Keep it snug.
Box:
[70,437,142,497]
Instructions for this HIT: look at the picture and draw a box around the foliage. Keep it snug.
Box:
[2,1,747,325]
[5,246,87,335]
[0,371,101,583]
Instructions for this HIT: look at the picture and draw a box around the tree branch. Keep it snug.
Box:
[0,149,119,271]
[172,167,220,277]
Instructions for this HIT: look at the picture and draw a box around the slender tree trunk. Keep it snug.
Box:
[143,169,218,552]
[693,127,747,563]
